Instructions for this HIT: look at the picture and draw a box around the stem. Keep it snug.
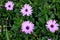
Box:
[45,14,48,21]
[6,28,9,40]
[5,17,9,40]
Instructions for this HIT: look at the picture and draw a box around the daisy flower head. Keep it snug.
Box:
[21,4,33,16]
[48,38,51,40]
[46,20,59,33]
[21,21,34,34]
[5,1,14,10]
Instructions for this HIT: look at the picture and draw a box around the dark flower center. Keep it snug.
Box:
[8,5,11,8]
[51,25,54,28]
[26,26,29,30]
[25,9,28,12]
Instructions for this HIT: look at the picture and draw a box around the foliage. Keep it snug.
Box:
[0,0,60,40]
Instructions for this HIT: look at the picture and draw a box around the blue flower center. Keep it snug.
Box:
[26,26,29,30]
[51,25,54,28]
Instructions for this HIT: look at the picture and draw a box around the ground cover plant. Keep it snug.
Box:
[0,0,60,40]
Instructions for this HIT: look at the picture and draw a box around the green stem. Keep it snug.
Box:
[45,14,48,21]
[6,28,9,40]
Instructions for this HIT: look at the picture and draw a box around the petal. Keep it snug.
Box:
[55,23,59,27]
[47,20,53,25]
[49,28,55,33]
[53,20,56,24]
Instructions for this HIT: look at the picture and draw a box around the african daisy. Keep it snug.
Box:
[5,1,14,10]
[48,38,51,40]
[20,4,33,16]
[21,21,34,34]
[46,20,59,33]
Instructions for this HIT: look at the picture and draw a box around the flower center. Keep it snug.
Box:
[8,5,11,8]
[51,25,54,28]
[26,26,29,30]
[25,9,28,12]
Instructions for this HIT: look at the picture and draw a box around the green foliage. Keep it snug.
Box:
[0,0,60,40]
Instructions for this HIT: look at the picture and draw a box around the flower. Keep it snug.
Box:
[48,38,51,40]
[46,20,59,33]
[20,4,33,16]
[5,1,14,10]
[21,21,34,34]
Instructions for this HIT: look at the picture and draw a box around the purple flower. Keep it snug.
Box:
[5,1,14,10]
[21,21,34,34]
[48,38,51,40]
[20,4,33,16]
[46,20,59,33]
